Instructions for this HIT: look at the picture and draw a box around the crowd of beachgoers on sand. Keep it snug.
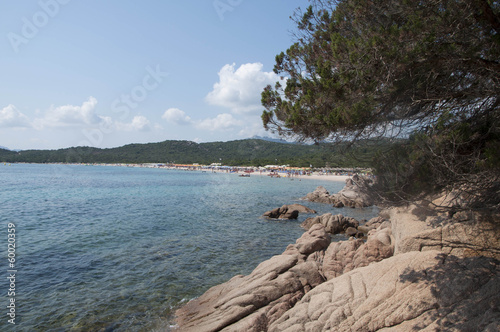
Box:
[63,162,373,181]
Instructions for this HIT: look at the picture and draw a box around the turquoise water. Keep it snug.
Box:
[0,164,378,331]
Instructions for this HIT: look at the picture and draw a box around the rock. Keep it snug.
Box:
[294,224,331,255]
[365,216,387,228]
[263,205,300,220]
[322,223,394,280]
[345,227,358,237]
[302,176,374,208]
[333,201,344,208]
[322,238,365,280]
[388,205,500,258]
[330,174,374,208]
[262,207,281,219]
[301,213,359,235]
[286,204,317,214]
[269,251,500,332]
[301,186,335,204]
[174,224,331,332]
[357,225,372,234]
[352,227,394,263]
[176,202,500,332]
[281,209,299,220]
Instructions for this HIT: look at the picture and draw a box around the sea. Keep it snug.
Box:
[0,163,378,331]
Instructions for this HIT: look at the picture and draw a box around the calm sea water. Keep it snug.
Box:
[0,164,378,331]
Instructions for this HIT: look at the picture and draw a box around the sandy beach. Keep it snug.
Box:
[195,167,351,182]
[286,173,350,182]
[91,162,354,182]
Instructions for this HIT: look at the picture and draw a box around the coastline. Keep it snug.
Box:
[173,177,500,331]
[16,161,354,182]
[290,173,350,182]
[200,167,351,182]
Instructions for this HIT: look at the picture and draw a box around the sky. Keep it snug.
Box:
[0,0,310,150]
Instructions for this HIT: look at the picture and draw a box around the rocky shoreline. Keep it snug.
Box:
[174,177,500,331]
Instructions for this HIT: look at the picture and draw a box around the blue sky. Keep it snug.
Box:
[0,0,309,150]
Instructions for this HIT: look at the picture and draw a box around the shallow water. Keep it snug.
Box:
[0,164,378,331]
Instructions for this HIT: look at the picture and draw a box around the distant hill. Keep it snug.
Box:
[0,138,386,167]
[250,136,298,145]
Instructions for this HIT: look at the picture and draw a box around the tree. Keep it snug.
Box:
[262,0,500,210]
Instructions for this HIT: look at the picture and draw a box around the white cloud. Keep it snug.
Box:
[205,62,281,114]
[30,97,154,132]
[34,96,105,129]
[0,104,31,128]
[237,120,269,138]
[116,115,151,132]
[162,107,243,132]
[162,108,193,125]
[196,113,243,131]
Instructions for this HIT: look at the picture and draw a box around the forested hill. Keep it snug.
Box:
[0,139,382,167]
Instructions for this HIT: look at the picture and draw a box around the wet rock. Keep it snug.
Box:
[286,204,317,214]
[263,205,300,220]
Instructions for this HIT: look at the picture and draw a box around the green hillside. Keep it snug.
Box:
[0,139,383,167]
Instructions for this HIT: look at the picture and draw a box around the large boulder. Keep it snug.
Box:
[331,174,374,208]
[301,213,359,235]
[322,222,394,280]
[301,186,335,204]
[175,201,500,332]
[174,224,331,332]
[388,205,500,258]
[286,204,317,214]
[262,205,299,219]
[262,204,316,220]
[302,175,374,208]
[357,216,388,234]
[268,251,500,332]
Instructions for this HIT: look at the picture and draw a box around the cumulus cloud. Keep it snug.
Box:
[29,97,154,133]
[162,108,193,125]
[116,115,151,132]
[0,104,31,128]
[195,113,243,131]
[237,121,269,138]
[34,96,105,129]
[162,107,242,132]
[205,63,281,114]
